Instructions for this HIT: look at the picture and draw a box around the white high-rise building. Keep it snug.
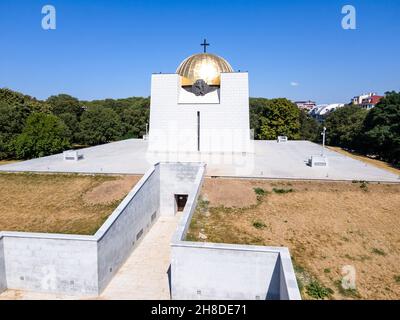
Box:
[148,48,251,153]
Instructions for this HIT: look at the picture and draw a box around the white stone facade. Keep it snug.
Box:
[148,72,252,153]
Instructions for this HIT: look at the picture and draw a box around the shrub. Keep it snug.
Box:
[371,248,386,256]
[273,188,294,194]
[306,281,334,300]
[252,221,267,229]
[253,187,266,196]
[360,181,369,192]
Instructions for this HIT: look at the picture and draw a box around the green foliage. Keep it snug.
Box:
[58,112,79,143]
[0,100,32,159]
[362,91,400,165]
[79,107,122,145]
[196,196,210,214]
[299,110,319,141]
[322,91,400,166]
[252,221,267,229]
[46,94,83,117]
[360,181,369,192]
[84,97,150,139]
[12,113,70,159]
[324,105,368,150]
[306,281,334,300]
[0,88,50,113]
[253,187,266,196]
[371,248,386,256]
[250,98,300,140]
[120,103,149,139]
[334,280,361,298]
[272,188,294,194]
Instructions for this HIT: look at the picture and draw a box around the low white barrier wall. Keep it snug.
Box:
[0,164,162,295]
[96,166,160,292]
[0,237,6,293]
[170,167,301,300]
[1,234,98,295]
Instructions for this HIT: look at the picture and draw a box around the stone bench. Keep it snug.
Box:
[308,155,329,167]
[63,150,84,161]
[277,136,288,143]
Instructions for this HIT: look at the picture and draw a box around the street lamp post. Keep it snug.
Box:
[321,127,327,156]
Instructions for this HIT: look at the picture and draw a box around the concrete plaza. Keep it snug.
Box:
[0,139,398,182]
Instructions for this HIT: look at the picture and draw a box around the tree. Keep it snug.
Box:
[0,102,31,159]
[120,105,149,139]
[299,110,319,141]
[79,107,122,145]
[0,88,51,113]
[250,98,300,140]
[46,94,83,117]
[324,105,368,150]
[362,91,400,165]
[12,113,70,159]
[58,112,80,143]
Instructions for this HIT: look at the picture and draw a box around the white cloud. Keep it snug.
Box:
[290,81,300,87]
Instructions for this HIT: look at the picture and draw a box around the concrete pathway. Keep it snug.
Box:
[99,214,180,300]
[0,214,180,300]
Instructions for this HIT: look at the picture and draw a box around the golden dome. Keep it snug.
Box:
[176,53,233,86]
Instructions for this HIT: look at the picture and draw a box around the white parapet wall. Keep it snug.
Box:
[96,166,161,292]
[159,162,205,216]
[0,161,300,299]
[0,163,176,296]
[0,162,206,296]
[170,167,301,300]
[1,233,98,294]
[0,237,6,293]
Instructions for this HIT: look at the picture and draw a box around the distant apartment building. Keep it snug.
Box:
[361,95,383,110]
[351,92,377,105]
[295,100,316,111]
[310,103,345,122]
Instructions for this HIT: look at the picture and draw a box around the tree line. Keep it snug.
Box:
[324,91,400,166]
[0,89,149,159]
[0,88,398,166]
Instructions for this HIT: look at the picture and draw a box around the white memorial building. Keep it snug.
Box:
[148,42,252,153]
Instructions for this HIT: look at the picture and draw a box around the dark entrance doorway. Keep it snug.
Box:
[175,194,188,212]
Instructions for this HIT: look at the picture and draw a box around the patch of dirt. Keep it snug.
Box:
[201,178,260,207]
[188,179,400,300]
[82,175,141,205]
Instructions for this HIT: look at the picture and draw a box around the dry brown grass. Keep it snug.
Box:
[0,173,141,235]
[187,178,400,300]
[0,160,20,165]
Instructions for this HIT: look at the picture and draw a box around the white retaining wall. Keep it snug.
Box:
[0,163,165,295]
[0,238,6,293]
[160,162,203,216]
[96,166,160,292]
[170,167,301,300]
[1,234,98,294]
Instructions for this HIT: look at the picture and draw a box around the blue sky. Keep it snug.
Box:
[0,0,399,103]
